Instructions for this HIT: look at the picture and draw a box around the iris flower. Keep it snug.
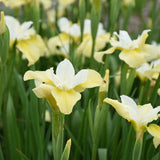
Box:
[57,18,110,57]
[58,0,75,8]
[95,30,160,68]
[0,0,52,9]
[136,59,160,82]
[24,59,103,114]
[48,33,70,57]
[104,95,160,137]
[0,0,31,8]
[5,15,48,66]
[147,124,160,148]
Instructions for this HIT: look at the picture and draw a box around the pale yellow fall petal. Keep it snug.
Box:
[119,44,160,68]
[119,50,146,68]
[147,124,160,148]
[33,84,58,110]
[94,47,116,63]
[142,44,160,61]
[17,35,49,66]
[77,33,110,58]
[104,97,131,121]
[51,87,81,114]
[24,70,50,83]
[76,35,92,57]
[75,69,103,92]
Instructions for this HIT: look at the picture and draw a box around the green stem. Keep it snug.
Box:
[52,110,64,160]
[132,132,143,160]
[120,62,128,95]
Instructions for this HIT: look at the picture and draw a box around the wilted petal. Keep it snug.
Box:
[51,87,81,114]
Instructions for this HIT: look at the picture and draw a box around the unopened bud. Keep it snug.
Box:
[99,69,109,93]
[0,12,6,34]
[98,69,110,106]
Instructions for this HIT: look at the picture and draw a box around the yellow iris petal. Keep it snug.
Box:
[77,33,110,58]
[94,47,116,63]
[51,88,81,115]
[23,70,52,85]
[33,84,58,111]
[17,35,48,66]
[119,49,146,68]
[104,97,131,121]
[147,124,160,148]
[75,69,103,92]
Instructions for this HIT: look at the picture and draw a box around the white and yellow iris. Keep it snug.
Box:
[122,0,135,7]
[104,95,160,136]
[5,15,48,66]
[52,17,109,57]
[58,0,75,8]
[147,124,160,148]
[0,0,32,8]
[95,30,160,68]
[136,59,160,82]
[0,0,52,9]
[47,33,70,57]
[24,59,103,114]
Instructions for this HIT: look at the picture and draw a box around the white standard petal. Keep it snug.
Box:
[151,59,160,67]
[5,15,20,41]
[69,69,88,89]
[46,68,63,89]
[56,59,75,84]
[83,19,91,34]
[97,22,105,36]
[120,95,138,120]
[17,21,35,40]
[114,30,132,49]
[136,63,150,74]
[140,105,160,125]
[69,24,81,37]
[58,17,70,34]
